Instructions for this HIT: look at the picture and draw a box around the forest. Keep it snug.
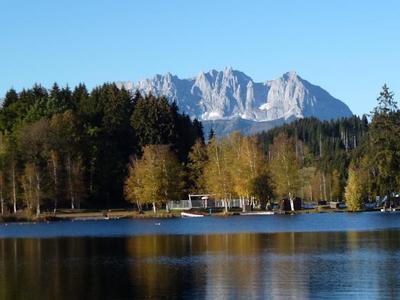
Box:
[123,84,399,212]
[0,82,398,216]
[0,83,202,216]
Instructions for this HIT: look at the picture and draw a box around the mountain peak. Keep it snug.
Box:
[282,71,299,80]
[223,66,234,73]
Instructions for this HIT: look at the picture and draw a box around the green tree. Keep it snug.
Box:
[131,95,176,147]
[250,172,274,210]
[187,139,208,194]
[50,110,85,209]
[367,85,400,198]
[2,88,19,108]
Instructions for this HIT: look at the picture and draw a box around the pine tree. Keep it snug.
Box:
[2,88,19,108]
[367,85,400,197]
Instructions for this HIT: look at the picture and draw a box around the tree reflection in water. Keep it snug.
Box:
[1,231,400,299]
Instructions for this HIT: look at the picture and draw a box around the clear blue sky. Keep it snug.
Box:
[1,0,399,115]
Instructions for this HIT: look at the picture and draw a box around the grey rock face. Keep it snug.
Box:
[118,67,352,123]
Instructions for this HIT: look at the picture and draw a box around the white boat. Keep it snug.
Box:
[240,211,275,216]
[381,207,396,212]
[181,212,205,218]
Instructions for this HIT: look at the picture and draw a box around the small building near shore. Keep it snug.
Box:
[168,194,242,210]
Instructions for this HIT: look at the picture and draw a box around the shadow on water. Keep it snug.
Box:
[1,230,400,299]
[0,238,135,299]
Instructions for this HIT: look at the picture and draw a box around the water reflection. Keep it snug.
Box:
[0,238,134,299]
[1,231,400,299]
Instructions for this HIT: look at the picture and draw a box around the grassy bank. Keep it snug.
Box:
[0,209,183,223]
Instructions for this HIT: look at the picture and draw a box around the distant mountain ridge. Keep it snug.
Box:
[117,67,353,136]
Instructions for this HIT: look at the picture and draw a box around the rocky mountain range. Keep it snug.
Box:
[117,67,352,136]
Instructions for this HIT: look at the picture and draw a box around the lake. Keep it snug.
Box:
[1,212,400,299]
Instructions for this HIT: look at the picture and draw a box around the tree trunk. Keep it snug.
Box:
[0,180,3,215]
[136,201,142,213]
[36,202,40,216]
[51,152,58,213]
[35,169,41,217]
[152,202,156,213]
[90,159,95,193]
[12,163,17,214]
[66,155,75,209]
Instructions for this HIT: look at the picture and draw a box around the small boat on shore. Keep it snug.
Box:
[381,207,396,212]
[240,211,275,216]
[181,212,205,218]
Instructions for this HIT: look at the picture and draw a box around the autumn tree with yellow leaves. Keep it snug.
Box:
[124,145,183,213]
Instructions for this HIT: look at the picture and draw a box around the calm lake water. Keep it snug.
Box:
[1,212,400,299]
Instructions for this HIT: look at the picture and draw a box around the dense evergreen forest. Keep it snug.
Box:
[0,82,398,216]
[0,83,203,215]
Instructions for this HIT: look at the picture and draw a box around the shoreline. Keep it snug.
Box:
[0,207,384,224]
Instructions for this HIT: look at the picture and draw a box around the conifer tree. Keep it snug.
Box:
[367,85,400,197]
[2,88,18,108]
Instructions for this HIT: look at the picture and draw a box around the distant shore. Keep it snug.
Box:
[0,206,384,224]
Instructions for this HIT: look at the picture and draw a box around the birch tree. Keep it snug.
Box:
[204,137,233,212]
[124,145,183,213]
[0,133,6,215]
[228,132,266,209]
[345,166,364,211]
[17,119,50,216]
[269,133,301,199]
